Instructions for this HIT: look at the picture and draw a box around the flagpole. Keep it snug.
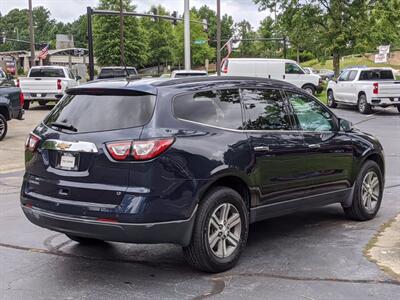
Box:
[216,0,221,75]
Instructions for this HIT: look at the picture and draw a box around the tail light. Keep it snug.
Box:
[25,133,41,152]
[16,78,20,87]
[106,138,174,161]
[57,79,62,90]
[373,82,379,94]
[221,59,229,74]
[19,92,24,106]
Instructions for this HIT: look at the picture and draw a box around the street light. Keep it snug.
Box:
[184,0,190,70]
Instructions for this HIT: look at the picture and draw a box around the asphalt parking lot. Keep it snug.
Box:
[0,104,400,299]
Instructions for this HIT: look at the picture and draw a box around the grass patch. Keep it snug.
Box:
[302,55,399,70]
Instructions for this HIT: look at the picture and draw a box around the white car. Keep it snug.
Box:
[327,67,400,114]
[221,58,322,95]
[18,66,80,109]
[170,70,208,78]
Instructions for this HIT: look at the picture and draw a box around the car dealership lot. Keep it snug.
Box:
[0,105,399,299]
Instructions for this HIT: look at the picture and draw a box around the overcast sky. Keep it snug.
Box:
[1,0,270,29]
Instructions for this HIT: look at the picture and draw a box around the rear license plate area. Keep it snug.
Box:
[56,152,80,171]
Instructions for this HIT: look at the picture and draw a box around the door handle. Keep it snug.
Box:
[308,144,321,149]
[254,146,270,152]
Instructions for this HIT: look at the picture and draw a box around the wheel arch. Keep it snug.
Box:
[0,105,10,120]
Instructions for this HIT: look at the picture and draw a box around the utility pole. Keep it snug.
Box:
[184,0,190,70]
[119,0,125,65]
[28,0,36,67]
[216,0,221,75]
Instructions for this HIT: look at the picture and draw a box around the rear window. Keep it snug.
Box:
[29,68,65,78]
[359,70,394,80]
[44,94,156,133]
[98,68,137,79]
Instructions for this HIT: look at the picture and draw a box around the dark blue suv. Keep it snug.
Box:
[21,77,385,272]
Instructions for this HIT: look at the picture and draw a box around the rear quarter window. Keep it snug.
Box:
[44,94,156,133]
[173,89,243,130]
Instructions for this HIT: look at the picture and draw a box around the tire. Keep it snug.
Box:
[66,234,103,245]
[358,94,372,114]
[327,90,337,108]
[397,105,400,113]
[183,187,249,273]
[39,100,46,106]
[23,100,30,110]
[303,85,316,95]
[342,160,383,221]
[0,114,7,141]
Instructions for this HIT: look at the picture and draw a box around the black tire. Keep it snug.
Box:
[342,160,383,221]
[0,114,7,141]
[66,234,103,245]
[303,84,316,95]
[183,187,249,273]
[397,105,400,113]
[39,100,47,106]
[358,94,372,114]
[327,90,337,108]
[23,100,30,110]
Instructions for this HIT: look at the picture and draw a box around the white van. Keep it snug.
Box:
[221,58,322,94]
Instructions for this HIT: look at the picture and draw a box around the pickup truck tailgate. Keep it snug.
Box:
[20,78,62,94]
[377,81,400,96]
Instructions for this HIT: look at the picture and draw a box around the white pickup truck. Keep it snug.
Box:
[18,66,80,109]
[327,67,400,114]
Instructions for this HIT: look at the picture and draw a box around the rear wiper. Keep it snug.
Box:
[48,121,78,132]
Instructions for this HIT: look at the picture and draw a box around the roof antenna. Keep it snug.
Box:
[121,52,140,81]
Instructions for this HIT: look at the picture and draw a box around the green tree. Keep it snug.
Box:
[235,20,258,57]
[93,0,148,67]
[142,5,177,72]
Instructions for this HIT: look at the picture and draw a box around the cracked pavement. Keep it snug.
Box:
[0,104,399,299]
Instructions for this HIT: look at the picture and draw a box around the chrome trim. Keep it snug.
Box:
[254,146,270,152]
[42,139,98,153]
[22,204,198,227]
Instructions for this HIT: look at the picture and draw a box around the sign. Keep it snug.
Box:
[378,45,390,55]
[375,53,387,64]
[194,40,207,45]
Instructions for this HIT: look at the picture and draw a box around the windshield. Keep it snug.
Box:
[44,94,156,133]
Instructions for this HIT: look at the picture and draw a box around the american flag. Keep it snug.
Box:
[220,37,234,69]
[38,44,49,60]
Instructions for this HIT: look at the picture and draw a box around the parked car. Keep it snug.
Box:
[221,58,323,95]
[0,74,24,140]
[18,66,80,109]
[97,66,138,79]
[21,76,385,272]
[170,70,208,78]
[327,67,400,114]
[317,68,335,81]
[303,67,318,75]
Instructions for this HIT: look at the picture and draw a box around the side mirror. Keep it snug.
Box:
[339,118,353,132]
[75,75,81,81]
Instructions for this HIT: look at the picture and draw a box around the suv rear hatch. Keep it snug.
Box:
[23,88,156,208]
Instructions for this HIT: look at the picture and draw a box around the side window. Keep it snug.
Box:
[173,89,243,130]
[68,70,75,79]
[287,92,336,132]
[242,89,291,130]
[285,63,305,74]
[348,70,358,81]
[338,70,350,81]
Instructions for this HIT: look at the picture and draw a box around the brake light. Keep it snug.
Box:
[106,138,174,161]
[19,92,24,106]
[57,79,62,90]
[221,59,229,74]
[373,82,379,94]
[16,78,20,87]
[106,141,131,160]
[25,133,41,152]
[132,138,174,160]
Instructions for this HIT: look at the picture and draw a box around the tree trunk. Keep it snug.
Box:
[296,46,300,63]
[333,51,340,77]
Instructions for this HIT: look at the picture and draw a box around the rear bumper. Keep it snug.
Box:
[21,204,197,246]
[23,93,64,101]
[371,97,400,106]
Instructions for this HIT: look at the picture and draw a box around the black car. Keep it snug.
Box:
[21,77,385,272]
[0,74,24,140]
[97,67,138,79]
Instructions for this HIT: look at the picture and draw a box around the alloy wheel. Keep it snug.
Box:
[361,171,380,213]
[0,118,5,137]
[208,203,242,258]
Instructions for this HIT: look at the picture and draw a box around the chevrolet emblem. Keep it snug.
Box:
[57,142,72,151]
